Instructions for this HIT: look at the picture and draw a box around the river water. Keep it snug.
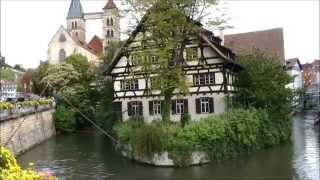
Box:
[18,112,319,180]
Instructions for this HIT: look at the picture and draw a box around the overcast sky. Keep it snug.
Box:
[0,0,319,69]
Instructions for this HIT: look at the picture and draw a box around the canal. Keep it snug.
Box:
[18,112,319,180]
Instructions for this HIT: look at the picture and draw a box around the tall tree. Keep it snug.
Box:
[234,53,293,120]
[32,63,52,96]
[42,55,96,129]
[123,0,223,121]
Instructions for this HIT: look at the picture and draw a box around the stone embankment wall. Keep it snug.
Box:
[0,107,56,155]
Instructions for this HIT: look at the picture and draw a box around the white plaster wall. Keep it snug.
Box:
[287,68,303,90]
[47,27,99,65]
[117,93,226,122]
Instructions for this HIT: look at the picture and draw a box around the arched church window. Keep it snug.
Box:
[107,18,110,26]
[107,30,110,37]
[59,49,66,62]
[111,18,114,26]
[59,34,66,42]
[72,22,74,29]
[111,30,114,37]
[74,22,77,29]
[75,32,78,37]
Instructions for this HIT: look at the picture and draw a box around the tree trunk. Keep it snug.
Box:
[162,91,173,123]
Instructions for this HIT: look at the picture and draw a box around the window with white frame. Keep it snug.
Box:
[200,98,210,113]
[120,80,139,90]
[128,101,143,116]
[149,101,161,115]
[196,97,214,114]
[186,47,198,61]
[176,100,184,114]
[172,99,188,115]
[193,73,215,86]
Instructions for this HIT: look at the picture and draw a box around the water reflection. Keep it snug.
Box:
[17,112,319,180]
[292,113,319,180]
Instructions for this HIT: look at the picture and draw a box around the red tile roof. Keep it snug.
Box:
[224,28,285,64]
[88,35,103,56]
[103,0,117,10]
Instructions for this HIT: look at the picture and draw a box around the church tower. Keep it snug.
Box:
[102,0,120,49]
[67,0,86,42]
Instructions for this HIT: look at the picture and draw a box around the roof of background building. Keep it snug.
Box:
[224,28,285,64]
[103,0,117,10]
[286,58,302,70]
[88,35,103,56]
[67,0,84,19]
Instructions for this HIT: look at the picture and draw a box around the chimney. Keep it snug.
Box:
[219,28,225,45]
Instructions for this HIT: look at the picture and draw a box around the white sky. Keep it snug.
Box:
[0,0,319,69]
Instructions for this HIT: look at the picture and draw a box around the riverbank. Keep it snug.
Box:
[17,112,319,180]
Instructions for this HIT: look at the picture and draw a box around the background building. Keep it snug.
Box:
[47,0,120,66]
[224,28,285,65]
[303,60,320,107]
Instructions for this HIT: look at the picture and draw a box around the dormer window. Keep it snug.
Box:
[186,47,198,61]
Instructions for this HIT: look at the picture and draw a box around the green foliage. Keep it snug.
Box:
[0,146,56,180]
[234,53,293,120]
[32,63,52,96]
[114,108,291,167]
[180,113,191,127]
[95,81,120,131]
[0,102,14,110]
[114,122,166,159]
[53,105,76,133]
[0,68,15,81]
[42,54,97,129]
[0,99,53,110]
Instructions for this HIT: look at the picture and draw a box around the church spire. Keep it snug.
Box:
[67,0,84,19]
[103,0,117,10]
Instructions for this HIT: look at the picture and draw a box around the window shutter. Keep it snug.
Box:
[184,99,188,113]
[196,98,201,114]
[127,102,132,116]
[171,100,176,115]
[139,102,143,115]
[209,98,214,113]
[149,101,153,115]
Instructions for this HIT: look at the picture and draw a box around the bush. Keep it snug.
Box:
[114,108,290,166]
[0,102,14,110]
[53,105,76,132]
[0,146,56,180]
[180,113,191,127]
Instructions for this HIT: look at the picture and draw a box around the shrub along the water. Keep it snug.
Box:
[0,146,56,179]
[52,105,76,133]
[114,108,291,166]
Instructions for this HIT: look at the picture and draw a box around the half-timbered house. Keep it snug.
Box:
[106,20,241,122]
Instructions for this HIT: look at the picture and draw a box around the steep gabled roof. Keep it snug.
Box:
[67,0,84,19]
[88,35,103,56]
[224,28,285,64]
[105,15,241,75]
[103,0,117,10]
